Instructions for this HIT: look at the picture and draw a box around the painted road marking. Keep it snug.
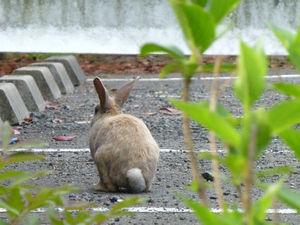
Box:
[86,74,300,82]
[0,207,297,214]
[75,120,91,124]
[0,148,291,154]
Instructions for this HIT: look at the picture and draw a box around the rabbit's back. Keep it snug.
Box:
[89,114,159,189]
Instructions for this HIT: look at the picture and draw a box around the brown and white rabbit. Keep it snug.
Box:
[89,77,160,193]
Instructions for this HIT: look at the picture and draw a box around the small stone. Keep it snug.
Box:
[223,191,230,196]
[202,172,214,182]
[104,202,110,207]
[110,196,119,203]
[266,217,272,221]
[147,198,154,203]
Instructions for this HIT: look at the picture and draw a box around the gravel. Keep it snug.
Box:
[10,75,300,225]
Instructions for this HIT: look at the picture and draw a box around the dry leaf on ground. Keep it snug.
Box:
[159,107,182,115]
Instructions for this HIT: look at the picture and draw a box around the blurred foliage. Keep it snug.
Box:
[0,122,140,225]
[141,0,300,224]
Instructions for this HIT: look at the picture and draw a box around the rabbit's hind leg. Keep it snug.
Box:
[95,161,118,192]
[94,180,107,191]
[95,176,118,192]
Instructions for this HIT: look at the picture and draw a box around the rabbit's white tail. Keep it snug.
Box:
[126,168,146,193]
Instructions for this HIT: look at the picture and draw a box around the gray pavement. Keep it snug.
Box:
[9,75,300,224]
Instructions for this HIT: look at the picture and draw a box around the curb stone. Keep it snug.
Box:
[0,83,29,125]
[0,75,46,112]
[45,55,86,86]
[31,62,74,94]
[13,66,62,100]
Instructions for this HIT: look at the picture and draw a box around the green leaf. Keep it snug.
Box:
[198,151,224,162]
[234,42,267,109]
[0,122,12,151]
[273,82,300,98]
[278,187,300,211]
[273,27,300,72]
[268,99,300,134]
[278,128,300,160]
[172,100,240,148]
[160,62,181,78]
[182,198,243,225]
[4,187,24,214]
[254,108,271,157]
[288,31,300,72]
[256,166,294,178]
[109,197,141,215]
[6,152,44,165]
[0,170,28,181]
[183,198,218,224]
[170,0,216,52]
[224,154,246,185]
[208,0,240,23]
[64,202,94,211]
[140,43,185,59]
[9,140,46,150]
[0,200,20,216]
[92,213,108,224]
[47,207,65,225]
[202,63,236,73]
[252,181,282,222]
[238,110,271,159]
[23,216,40,225]
[272,26,294,49]
[11,170,48,186]
[0,220,9,225]
[191,0,207,7]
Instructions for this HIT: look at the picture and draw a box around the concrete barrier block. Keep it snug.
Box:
[31,62,74,94]
[45,55,86,86]
[0,83,29,125]
[13,66,62,100]
[0,75,46,112]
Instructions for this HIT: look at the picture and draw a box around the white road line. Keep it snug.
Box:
[86,74,300,82]
[75,120,91,124]
[0,148,188,153]
[0,148,291,154]
[0,207,297,214]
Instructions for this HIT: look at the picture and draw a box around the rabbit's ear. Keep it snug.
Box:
[115,76,140,107]
[93,77,109,112]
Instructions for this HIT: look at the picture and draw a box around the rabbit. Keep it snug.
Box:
[89,76,160,193]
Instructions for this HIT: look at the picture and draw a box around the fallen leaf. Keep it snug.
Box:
[53,136,76,141]
[23,117,33,124]
[159,107,182,115]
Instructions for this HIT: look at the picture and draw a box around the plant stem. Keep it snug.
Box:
[243,123,257,225]
[182,76,208,206]
[209,57,226,210]
[272,201,280,225]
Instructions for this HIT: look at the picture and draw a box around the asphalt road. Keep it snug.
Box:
[11,74,300,224]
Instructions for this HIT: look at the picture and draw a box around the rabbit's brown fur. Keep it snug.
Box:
[89,77,160,193]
